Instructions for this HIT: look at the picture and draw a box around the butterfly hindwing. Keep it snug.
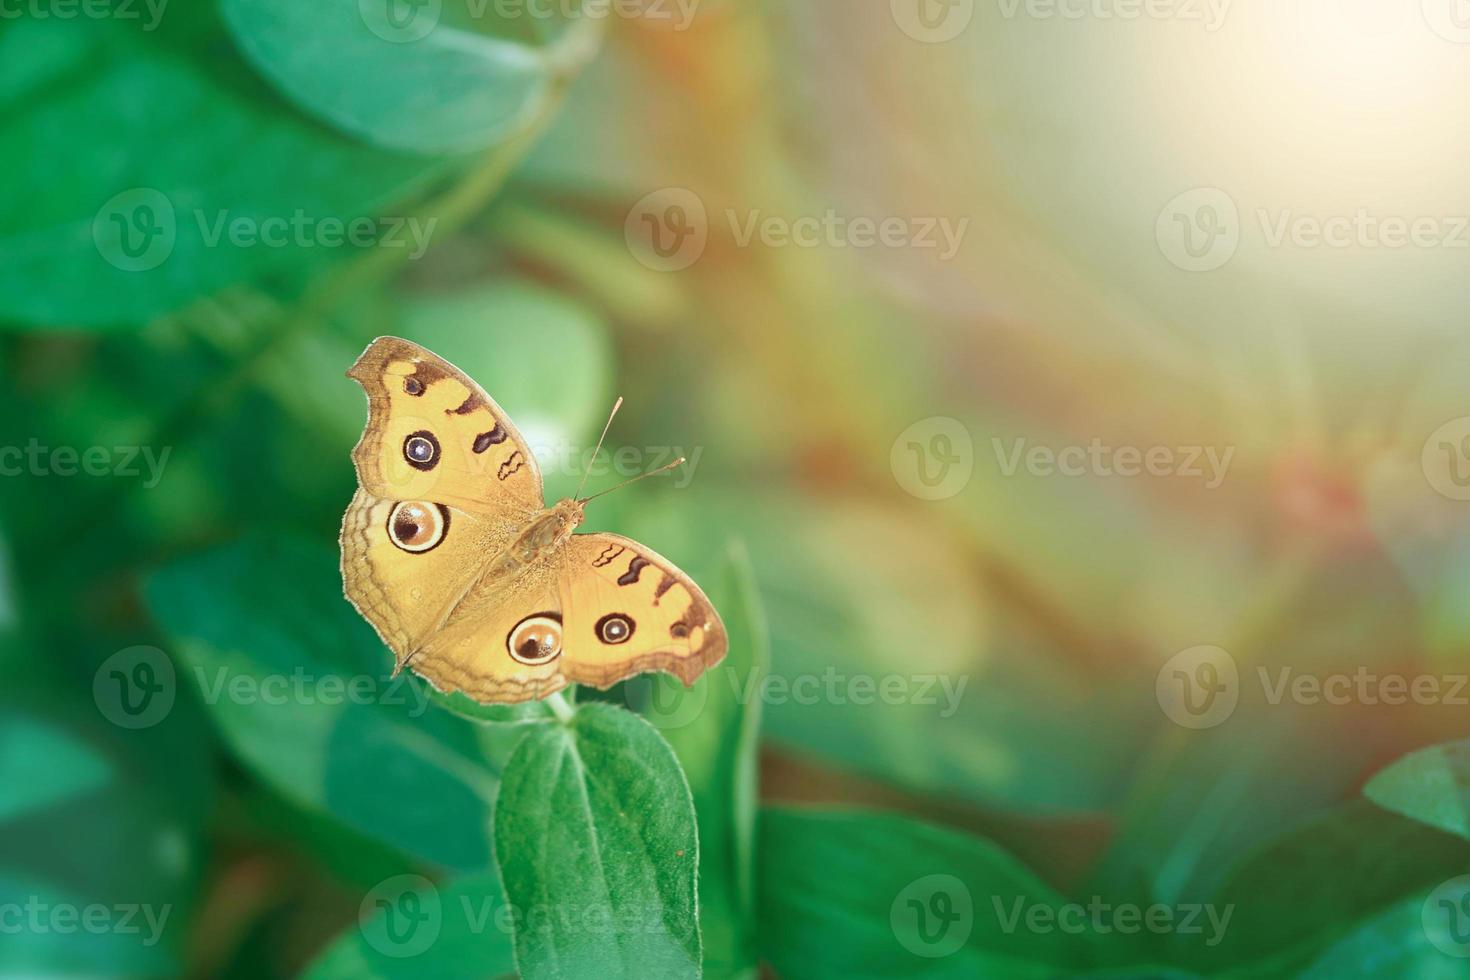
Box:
[340,489,514,665]
[400,566,569,704]
[556,533,728,689]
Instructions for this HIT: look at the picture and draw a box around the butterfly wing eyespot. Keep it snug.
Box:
[387,501,450,553]
[402,430,441,471]
[595,612,635,645]
[507,613,563,665]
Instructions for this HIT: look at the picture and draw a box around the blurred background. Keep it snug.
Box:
[7,0,1470,975]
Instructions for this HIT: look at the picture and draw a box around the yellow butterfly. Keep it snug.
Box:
[339,336,726,703]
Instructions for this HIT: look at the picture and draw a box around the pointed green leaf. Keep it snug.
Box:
[494,702,700,979]
[647,540,767,979]
[1195,801,1470,975]
[757,808,1087,979]
[1365,739,1470,841]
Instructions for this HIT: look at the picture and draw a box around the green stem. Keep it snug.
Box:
[544,691,576,725]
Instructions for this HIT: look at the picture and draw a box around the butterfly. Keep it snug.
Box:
[339,336,726,703]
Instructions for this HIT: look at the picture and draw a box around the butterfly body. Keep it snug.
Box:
[339,337,726,704]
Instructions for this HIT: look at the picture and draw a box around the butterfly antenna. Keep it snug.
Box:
[574,396,623,502]
[580,457,687,505]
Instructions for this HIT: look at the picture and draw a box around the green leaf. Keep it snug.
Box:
[1193,801,1470,975]
[425,684,557,726]
[494,702,700,980]
[146,535,503,873]
[1089,706,1381,908]
[756,808,1087,979]
[1364,739,1470,841]
[222,0,583,154]
[644,540,767,979]
[0,703,205,978]
[1294,893,1470,980]
[303,871,517,980]
[0,715,113,824]
[0,12,449,327]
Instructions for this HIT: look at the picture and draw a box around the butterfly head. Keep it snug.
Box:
[552,497,586,530]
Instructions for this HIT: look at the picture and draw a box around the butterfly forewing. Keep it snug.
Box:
[346,336,544,515]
